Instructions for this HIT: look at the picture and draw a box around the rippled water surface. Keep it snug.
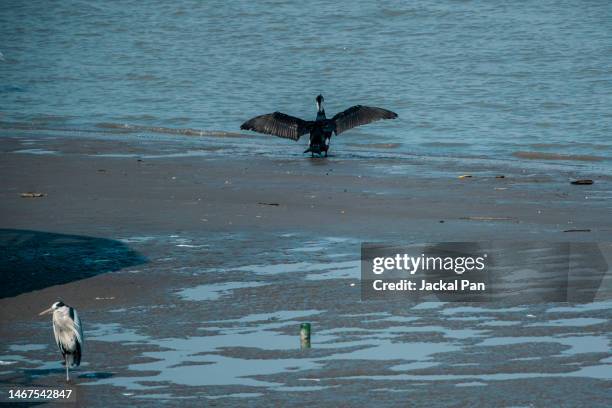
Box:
[1,0,611,172]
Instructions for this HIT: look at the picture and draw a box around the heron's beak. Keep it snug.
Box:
[39,307,53,316]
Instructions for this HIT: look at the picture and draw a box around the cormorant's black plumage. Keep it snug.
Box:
[332,105,398,135]
[240,95,397,156]
[241,112,313,141]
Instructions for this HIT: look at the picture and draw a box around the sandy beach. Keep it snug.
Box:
[0,133,610,406]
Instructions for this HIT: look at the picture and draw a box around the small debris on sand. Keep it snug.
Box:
[563,229,591,232]
[258,202,279,206]
[458,174,472,179]
[570,179,593,185]
[495,175,505,178]
[461,216,515,221]
[20,192,46,198]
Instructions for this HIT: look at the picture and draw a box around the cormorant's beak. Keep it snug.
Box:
[39,307,53,316]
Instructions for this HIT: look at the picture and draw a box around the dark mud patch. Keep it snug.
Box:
[0,229,146,298]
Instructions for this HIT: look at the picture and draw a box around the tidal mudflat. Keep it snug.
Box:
[0,135,610,406]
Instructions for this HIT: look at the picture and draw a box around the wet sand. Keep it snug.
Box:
[1,134,610,239]
[0,134,611,407]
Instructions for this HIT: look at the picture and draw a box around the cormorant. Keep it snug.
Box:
[240,95,398,157]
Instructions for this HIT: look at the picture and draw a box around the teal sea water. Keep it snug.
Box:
[1,0,610,173]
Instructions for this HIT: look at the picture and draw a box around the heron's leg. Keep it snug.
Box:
[65,356,70,382]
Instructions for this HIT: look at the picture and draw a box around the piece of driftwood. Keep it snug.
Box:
[20,192,46,198]
[461,216,515,221]
[571,179,593,185]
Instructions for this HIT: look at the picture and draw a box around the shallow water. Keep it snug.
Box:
[1,0,611,175]
[2,232,610,402]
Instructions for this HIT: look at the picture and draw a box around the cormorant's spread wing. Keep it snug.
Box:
[241,112,313,141]
[332,105,398,135]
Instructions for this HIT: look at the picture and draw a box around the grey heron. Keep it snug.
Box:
[39,300,84,382]
[241,95,398,157]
